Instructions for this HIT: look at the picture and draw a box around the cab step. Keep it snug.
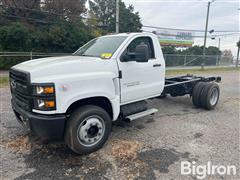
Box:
[125,108,158,121]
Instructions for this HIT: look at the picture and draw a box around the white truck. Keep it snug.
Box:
[10,32,221,154]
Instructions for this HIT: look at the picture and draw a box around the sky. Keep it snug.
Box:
[123,0,240,56]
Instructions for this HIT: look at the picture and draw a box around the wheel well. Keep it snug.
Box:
[66,97,113,119]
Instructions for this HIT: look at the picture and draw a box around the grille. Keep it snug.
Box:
[9,69,31,111]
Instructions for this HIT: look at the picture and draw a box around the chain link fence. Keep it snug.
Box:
[0,51,236,70]
[0,52,70,69]
[164,54,235,67]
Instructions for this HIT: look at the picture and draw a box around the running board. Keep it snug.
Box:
[125,108,158,121]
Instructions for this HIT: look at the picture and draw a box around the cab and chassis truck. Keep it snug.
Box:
[10,33,221,154]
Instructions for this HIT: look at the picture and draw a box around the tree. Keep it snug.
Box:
[161,46,177,54]
[0,23,31,51]
[88,0,142,33]
[31,21,92,53]
[222,49,233,57]
[1,0,41,19]
[206,46,221,55]
[118,3,142,32]
[2,0,41,10]
[43,0,87,22]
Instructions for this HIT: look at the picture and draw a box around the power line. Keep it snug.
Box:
[142,25,240,33]
[1,14,70,24]
[1,5,97,20]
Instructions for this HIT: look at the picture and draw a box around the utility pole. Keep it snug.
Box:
[218,38,221,50]
[236,38,240,68]
[202,1,211,70]
[217,38,221,65]
[116,0,119,33]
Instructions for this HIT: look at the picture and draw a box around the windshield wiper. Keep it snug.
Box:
[80,54,98,57]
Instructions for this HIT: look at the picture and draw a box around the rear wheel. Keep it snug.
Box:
[64,105,112,154]
[192,82,206,107]
[199,83,220,110]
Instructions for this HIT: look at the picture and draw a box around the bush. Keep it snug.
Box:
[0,56,29,70]
[0,23,31,51]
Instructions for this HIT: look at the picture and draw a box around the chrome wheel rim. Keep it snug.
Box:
[77,115,105,147]
[210,88,219,106]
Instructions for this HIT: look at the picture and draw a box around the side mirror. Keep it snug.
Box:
[120,52,135,62]
[120,44,149,62]
[135,44,149,62]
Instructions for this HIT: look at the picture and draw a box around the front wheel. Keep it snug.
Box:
[64,105,112,154]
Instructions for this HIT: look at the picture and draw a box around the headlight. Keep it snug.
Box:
[33,99,56,110]
[32,83,56,111]
[34,84,55,95]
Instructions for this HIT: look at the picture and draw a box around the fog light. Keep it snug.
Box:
[36,100,55,109]
[37,100,45,108]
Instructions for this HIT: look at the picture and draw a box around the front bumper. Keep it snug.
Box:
[12,100,66,140]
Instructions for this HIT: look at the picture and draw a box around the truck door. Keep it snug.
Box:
[119,36,165,104]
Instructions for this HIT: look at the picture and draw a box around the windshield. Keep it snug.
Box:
[73,36,127,58]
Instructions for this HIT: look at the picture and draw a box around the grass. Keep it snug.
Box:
[0,76,9,87]
[166,67,240,76]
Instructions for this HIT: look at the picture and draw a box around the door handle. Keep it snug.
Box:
[153,64,161,67]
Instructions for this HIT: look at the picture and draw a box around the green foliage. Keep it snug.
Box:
[0,23,31,51]
[0,21,93,69]
[206,46,221,55]
[162,45,222,66]
[89,0,142,33]
[118,3,142,32]
[162,46,177,54]
[32,21,92,52]
[0,76,9,87]
[0,0,143,69]
[162,45,221,56]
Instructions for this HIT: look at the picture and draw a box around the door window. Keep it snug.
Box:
[125,36,155,60]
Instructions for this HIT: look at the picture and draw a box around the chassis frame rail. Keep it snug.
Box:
[163,74,221,97]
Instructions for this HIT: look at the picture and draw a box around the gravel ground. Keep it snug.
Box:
[0,70,239,180]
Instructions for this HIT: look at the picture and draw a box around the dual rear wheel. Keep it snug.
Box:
[192,82,220,110]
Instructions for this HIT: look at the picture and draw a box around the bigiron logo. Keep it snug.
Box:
[181,161,237,179]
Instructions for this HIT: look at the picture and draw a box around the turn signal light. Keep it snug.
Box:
[44,101,55,108]
[43,87,54,94]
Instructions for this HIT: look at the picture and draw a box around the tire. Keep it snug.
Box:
[64,105,112,155]
[192,82,207,107]
[199,83,220,110]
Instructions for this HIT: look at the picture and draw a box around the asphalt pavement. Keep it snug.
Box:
[0,70,239,180]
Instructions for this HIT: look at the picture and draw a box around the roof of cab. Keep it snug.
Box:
[101,32,155,38]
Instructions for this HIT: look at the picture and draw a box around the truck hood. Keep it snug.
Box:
[12,56,118,82]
